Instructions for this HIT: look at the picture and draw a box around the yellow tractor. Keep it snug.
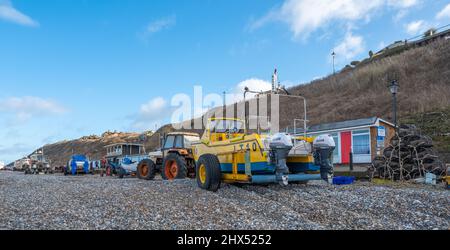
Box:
[192,117,336,191]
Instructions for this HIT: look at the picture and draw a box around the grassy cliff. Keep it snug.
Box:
[288,40,450,126]
[32,39,450,166]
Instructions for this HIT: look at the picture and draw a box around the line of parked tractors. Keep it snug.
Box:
[17,119,450,191]
[11,68,450,190]
[15,116,340,192]
[11,70,346,191]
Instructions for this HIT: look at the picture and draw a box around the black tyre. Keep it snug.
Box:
[137,159,157,180]
[117,167,125,179]
[105,166,111,176]
[161,154,187,180]
[196,154,222,192]
[64,166,70,176]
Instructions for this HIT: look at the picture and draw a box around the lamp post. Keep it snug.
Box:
[223,91,226,107]
[389,79,401,180]
[331,51,336,75]
[389,80,399,132]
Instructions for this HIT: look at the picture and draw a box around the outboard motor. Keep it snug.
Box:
[313,134,336,182]
[269,133,293,185]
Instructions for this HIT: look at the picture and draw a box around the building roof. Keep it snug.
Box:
[288,117,394,134]
[104,143,144,148]
[412,27,450,45]
[309,117,378,132]
[167,132,200,137]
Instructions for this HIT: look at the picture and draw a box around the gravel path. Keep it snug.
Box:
[0,171,448,230]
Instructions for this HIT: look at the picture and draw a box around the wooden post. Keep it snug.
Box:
[349,152,354,171]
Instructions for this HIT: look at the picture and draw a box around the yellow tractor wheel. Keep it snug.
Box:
[196,154,221,192]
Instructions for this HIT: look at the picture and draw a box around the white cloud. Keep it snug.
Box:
[139,15,176,42]
[146,15,176,34]
[130,97,172,131]
[387,0,419,8]
[0,0,39,27]
[0,96,66,123]
[333,32,365,63]
[390,0,421,22]
[436,3,450,19]
[393,9,408,22]
[229,78,272,103]
[139,97,167,118]
[251,0,420,39]
[405,20,428,35]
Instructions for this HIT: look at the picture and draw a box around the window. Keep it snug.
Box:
[174,136,183,148]
[210,119,245,133]
[164,136,175,149]
[184,135,200,148]
[331,133,340,164]
[352,130,370,155]
[315,133,340,164]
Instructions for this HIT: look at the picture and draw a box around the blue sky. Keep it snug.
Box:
[1,0,450,163]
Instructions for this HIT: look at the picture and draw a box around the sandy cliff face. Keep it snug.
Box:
[42,132,143,167]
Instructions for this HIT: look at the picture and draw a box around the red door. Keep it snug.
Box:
[341,131,352,164]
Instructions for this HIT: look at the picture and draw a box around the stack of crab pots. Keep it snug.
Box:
[371,124,446,181]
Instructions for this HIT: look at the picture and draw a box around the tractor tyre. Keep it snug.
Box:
[161,153,187,180]
[105,166,112,176]
[137,159,156,180]
[117,167,125,179]
[196,154,222,192]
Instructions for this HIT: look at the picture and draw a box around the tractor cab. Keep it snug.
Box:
[202,118,246,144]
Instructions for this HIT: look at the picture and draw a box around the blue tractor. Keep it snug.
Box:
[64,155,93,175]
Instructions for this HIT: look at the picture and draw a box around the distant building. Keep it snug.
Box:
[104,143,147,165]
[413,27,450,47]
[292,117,396,166]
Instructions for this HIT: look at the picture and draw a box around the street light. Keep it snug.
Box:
[223,91,226,107]
[389,79,401,180]
[389,80,399,132]
[331,51,336,75]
